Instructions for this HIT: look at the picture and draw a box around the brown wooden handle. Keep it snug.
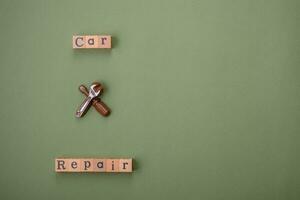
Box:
[79,85,110,116]
[92,99,110,116]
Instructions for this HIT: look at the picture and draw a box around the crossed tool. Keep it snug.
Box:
[75,82,110,118]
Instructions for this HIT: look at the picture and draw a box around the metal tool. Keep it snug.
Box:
[75,83,102,118]
[79,85,110,116]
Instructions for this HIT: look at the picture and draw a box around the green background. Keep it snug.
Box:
[0,0,299,199]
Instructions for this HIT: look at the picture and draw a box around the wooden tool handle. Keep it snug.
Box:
[92,99,110,116]
[79,85,110,116]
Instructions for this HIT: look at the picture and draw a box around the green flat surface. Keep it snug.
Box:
[0,0,299,199]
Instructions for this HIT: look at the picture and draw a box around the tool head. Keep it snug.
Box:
[89,82,103,97]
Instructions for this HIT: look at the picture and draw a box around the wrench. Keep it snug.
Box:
[75,83,102,118]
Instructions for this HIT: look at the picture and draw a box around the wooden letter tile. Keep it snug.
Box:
[93,159,107,172]
[85,35,99,48]
[81,159,95,172]
[67,159,82,172]
[106,159,119,172]
[73,36,86,48]
[119,159,133,172]
[55,158,67,172]
[98,35,111,48]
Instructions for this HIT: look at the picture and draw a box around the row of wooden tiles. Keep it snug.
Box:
[73,35,111,49]
[55,158,132,173]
